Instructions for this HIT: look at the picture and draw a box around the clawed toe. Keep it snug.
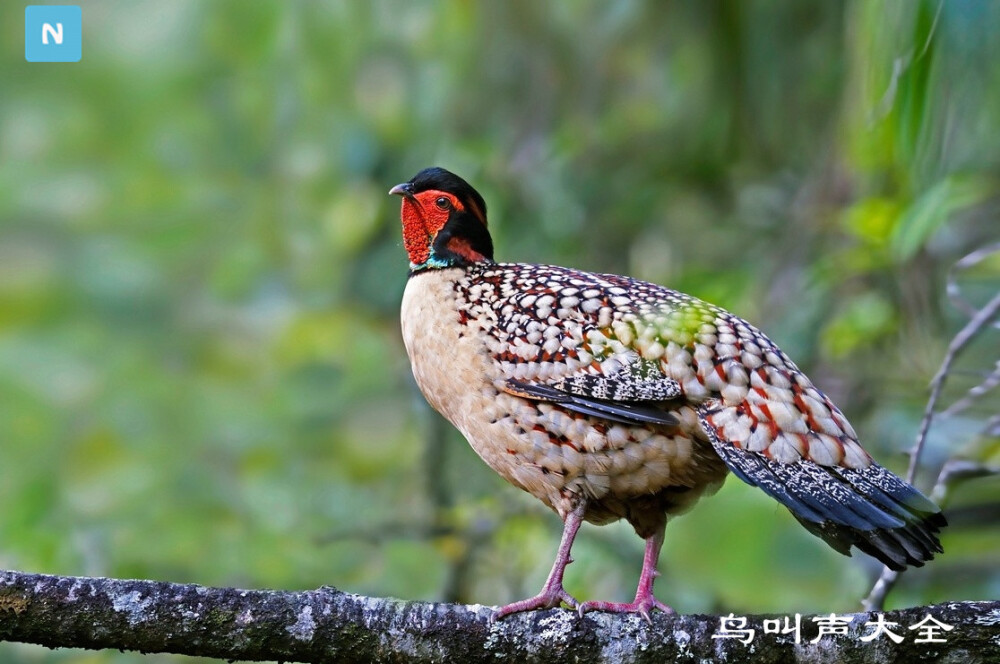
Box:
[577,596,674,623]
[490,587,579,623]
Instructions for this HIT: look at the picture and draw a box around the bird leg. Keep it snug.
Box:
[578,522,673,622]
[490,502,584,622]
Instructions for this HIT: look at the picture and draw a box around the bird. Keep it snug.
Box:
[390,166,946,622]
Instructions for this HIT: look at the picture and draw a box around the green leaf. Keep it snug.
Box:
[890,175,994,261]
[843,196,900,245]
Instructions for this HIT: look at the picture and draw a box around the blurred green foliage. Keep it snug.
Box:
[1,1,998,661]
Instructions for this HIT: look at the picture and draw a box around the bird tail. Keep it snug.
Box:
[712,438,946,570]
[791,463,946,571]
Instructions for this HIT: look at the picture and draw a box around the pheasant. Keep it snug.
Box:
[391,167,945,621]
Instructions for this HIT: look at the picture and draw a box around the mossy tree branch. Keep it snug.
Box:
[0,570,997,663]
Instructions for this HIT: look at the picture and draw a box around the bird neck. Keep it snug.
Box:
[410,211,495,273]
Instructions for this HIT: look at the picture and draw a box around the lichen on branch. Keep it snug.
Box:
[0,570,997,663]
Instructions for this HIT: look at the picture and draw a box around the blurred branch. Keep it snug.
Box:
[946,242,1000,327]
[0,569,996,663]
[905,241,1000,482]
[424,409,454,514]
[903,289,1000,482]
[864,245,1000,611]
[941,360,1000,418]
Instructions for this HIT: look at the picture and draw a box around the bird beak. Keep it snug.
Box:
[389,182,415,200]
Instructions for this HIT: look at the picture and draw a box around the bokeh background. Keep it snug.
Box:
[2,1,999,662]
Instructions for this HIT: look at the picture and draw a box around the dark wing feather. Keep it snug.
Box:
[502,378,678,427]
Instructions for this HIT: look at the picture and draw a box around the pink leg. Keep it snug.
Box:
[491,503,584,622]
[578,523,673,623]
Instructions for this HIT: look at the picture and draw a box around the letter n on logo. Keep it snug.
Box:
[43,22,64,45]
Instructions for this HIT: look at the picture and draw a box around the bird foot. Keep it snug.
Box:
[490,585,579,623]
[577,594,674,624]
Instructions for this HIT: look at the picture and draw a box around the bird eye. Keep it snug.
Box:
[435,196,451,210]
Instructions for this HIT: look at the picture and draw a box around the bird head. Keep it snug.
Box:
[389,167,494,271]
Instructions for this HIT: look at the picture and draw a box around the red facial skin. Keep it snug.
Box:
[400,189,461,266]
[400,189,487,266]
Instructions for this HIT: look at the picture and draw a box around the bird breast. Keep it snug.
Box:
[400,268,501,432]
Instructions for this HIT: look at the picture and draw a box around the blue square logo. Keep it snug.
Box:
[25,5,82,62]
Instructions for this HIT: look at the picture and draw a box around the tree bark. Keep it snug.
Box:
[0,569,996,663]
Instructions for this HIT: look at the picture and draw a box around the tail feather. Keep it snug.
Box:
[710,438,945,570]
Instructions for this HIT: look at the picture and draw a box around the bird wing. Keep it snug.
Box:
[500,352,680,426]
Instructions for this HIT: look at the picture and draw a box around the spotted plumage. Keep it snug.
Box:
[392,167,945,621]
